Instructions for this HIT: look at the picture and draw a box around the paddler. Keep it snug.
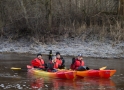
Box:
[70,54,89,71]
[31,53,47,70]
[55,52,65,69]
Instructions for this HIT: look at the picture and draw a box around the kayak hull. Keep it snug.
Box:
[28,68,76,79]
[27,65,116,79]
[76,70,116,78]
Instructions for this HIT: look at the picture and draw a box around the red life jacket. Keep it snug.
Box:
[70,59,85,70]
[56,58,62,66]
[31,58,45,69]
[53,62,59,69]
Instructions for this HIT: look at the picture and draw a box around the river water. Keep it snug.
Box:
[0,53,124,90]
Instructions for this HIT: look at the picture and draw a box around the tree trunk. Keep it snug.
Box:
[118,0,124,15]
[19,0,28,25]
[69,0,71,12]
[48,0,52,31]
[0,0,5,30]
[45,0,52,31]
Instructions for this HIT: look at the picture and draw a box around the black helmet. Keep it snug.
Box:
[37,53,42,57]
[56,52,60,55]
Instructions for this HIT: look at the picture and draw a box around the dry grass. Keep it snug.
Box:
[60,15,124,43]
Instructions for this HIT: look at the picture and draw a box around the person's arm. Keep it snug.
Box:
[38,59,44,69]
[44,61,48,68]
[75,65,78,70]
[61,58,65,66]
[72,57,75,64]
[70,58,76,70]
[70,64,74,70]
[73,60,79,70]
[58,57,65,69]
[60,56,65,65]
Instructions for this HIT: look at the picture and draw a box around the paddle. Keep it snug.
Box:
[11,65,33,71]
[99,66,107,70]
[11,67,22,70]
[48,50,52,60]
[11,67,28,72]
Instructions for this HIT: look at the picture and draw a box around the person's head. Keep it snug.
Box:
[77,54,83,60]
[56,52,61,59]
[37,53,42,59]
[52,56,56,63]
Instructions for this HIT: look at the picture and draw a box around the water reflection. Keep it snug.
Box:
[28,72,116,90]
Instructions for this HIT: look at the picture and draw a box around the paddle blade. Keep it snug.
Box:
[11,67,21,70]
[100,66,107,70]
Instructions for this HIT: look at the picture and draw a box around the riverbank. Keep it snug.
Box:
[0,38,124,58]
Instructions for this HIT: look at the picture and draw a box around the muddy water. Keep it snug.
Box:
[0,53,124,90]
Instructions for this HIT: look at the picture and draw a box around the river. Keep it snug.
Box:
[0,53,124,90]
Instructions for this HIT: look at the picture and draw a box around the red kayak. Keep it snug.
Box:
[27,65,116,79]
[27,65,76,79]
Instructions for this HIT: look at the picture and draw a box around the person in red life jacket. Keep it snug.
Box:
[70,54,89,71]
[55,52,65,69]
[47,56,59,72]
[31,53,46,70]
